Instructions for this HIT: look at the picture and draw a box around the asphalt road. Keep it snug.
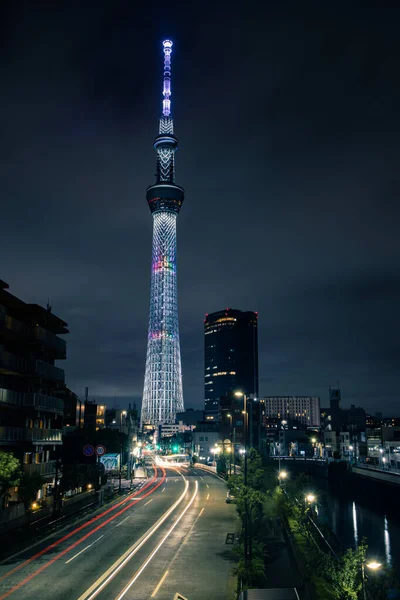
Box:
[0,464,238,600]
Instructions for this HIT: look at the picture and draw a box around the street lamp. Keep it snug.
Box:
[227,413,233,475]
[361,560,382,600]
[305,493,316,504]
[278,470,288,487]
[235,390,249,569]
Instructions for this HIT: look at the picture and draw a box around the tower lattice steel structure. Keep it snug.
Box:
[141,40,184,425]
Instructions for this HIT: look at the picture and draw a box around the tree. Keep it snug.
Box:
[0,451,21,508]
[19,473,46,512]
[216,453,227,475]
[322,541,367,600]
[246,449,265,491]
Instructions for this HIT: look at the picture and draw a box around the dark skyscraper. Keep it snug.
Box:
[204,308,259,417]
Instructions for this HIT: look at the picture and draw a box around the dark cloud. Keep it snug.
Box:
[1,1,399,414]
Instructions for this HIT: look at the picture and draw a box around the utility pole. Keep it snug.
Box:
[233,427,236,475]
[243,395,249,570]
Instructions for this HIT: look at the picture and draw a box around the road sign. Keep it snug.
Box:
[83,445,94,457]
[95,445,106,457]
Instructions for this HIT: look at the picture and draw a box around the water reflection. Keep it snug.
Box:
[352,501,358,546]
[384,515,392,566]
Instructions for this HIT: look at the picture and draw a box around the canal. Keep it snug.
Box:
[314,478,399,575]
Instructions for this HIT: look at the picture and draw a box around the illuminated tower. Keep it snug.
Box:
[141,40,184,425]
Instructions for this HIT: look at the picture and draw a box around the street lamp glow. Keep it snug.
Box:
[366,561,382,570]
[234,391,244,397]
[137,441,143,447]
[305,493,316,503]
[311,437,316,443]
[227,413,232,418]
[278,470,288,479]
[349,445,354,451]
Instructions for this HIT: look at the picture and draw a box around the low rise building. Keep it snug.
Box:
[0,279,67,505]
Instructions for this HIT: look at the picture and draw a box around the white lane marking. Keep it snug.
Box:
[206,484,209,488]
[144,499,153,506]
[116,515,131,528]
[65,535,104,564]
[199,508,205,516]
[193,470,197,474]
[115,482,199,600]
[161,487,165,492]
[206,493,209,500]
[78,479,189,600]
[200,476,204,480]
[151,569,169,598]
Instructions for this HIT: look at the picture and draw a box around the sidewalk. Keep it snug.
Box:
[264,518,304,591]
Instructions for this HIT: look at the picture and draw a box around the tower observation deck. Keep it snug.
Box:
[141,40,184,425]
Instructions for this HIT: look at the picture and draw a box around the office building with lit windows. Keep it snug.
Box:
[262,396,321,428]
[204,308,258,418]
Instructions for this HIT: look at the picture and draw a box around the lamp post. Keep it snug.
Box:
[235,391,249,569]
[227,413,233,476]
[361,561,382,600]
[278,470,288,488]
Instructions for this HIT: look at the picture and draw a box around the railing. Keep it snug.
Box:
[24,393,64,414]
[0,389,64,413]
[33,326,66,357]
[35,360,65,383]
[23,461,57,476]
[24,428,62,442]
[0,427,24,442]
[0,388,24,407]
[0,351,29,374]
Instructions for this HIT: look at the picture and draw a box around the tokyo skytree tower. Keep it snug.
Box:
[141,40,184,425]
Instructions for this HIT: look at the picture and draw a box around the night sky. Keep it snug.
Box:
[1,2,399,414]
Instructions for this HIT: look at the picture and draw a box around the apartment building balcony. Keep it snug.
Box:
[0,426,24,443]
[32,326,66,359]
[0,388,24,407]
[24,428,62,443]
[23,460,57,477]
[0,389,64,414]
[0,350,29,376]
[35,360,65,383]
[0,307,29,339]
[0,426,62,444]
[23,393,64,414]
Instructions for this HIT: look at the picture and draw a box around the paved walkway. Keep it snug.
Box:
[264,518,304,591]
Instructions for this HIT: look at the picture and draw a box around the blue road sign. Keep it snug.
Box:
[83,444,95,457]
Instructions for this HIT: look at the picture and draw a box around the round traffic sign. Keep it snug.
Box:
[83,444,94,457]
[95,445,106,457]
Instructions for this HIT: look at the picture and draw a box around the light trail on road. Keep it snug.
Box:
[78,473,190,600]
[0,468,166,600]
[0,467,160,581]
[114,480,199,600]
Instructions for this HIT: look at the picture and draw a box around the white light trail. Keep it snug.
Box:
[78,479,189,600]
[114,481,198,600]
[65,535,104,564]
